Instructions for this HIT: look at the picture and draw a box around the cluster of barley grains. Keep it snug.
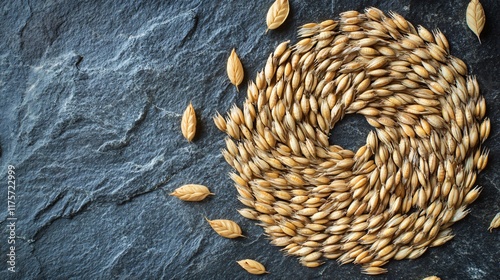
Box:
[214,7,489,274]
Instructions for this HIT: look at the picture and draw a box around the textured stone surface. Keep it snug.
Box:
[1,0,499,279]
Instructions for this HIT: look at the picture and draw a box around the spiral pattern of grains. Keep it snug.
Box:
[214,8,489,274]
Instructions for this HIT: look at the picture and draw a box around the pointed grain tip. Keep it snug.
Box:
[227,48,244,90]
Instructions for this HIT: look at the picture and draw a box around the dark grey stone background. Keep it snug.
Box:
[1,0,499,279]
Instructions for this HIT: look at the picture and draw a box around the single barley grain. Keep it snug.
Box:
[227,49,244,91]
[422,276,441,280]
[237,259,269,274]
[206,218,244,238]
[170,184,213,201]
[266,0,290,32]
[466,0,486,43]
[488,212,500,232]
[181,102,196,142]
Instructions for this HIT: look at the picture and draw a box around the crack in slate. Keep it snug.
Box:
[117,175,170,205]
[97,93,152,152]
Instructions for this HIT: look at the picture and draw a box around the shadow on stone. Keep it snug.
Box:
[328,114,373,152]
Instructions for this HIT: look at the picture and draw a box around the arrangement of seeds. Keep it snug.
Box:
[466,0,485,43]
[213,7,490,275]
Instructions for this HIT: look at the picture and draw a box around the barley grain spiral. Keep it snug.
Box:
[214,7,489,274]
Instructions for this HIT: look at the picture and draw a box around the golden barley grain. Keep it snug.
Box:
[266,0,290,32]
[237,208,259,220]
[361,266,387,275]
[422,276,441,280]
[216,8,488,275]
[170,184,213,201]
[466,0,486,43]
[181,102,196,142]
[237,259,269,275]
[227,49,244,91]
[488,212,500,232]
[206,218,244,238]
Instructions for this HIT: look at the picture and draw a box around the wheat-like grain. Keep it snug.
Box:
[266,0,290,32]
[466,0,486,43]
[216,7,489,275]
[488,212,500,232]
[170,184,213,201]
[227,48,244,91]
[237,259,269,275]
[181,102,196,142]
[206,218,244,238]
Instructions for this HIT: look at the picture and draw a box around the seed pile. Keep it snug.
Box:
[214,7,489,274]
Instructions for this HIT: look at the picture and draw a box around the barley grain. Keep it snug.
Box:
[237,259,268,275]
[170,184,213,201]
[227,49,244,91]
[206,218,244,238]
[181,102,196,142]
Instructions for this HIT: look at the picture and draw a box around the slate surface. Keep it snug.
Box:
[0,0,499,279]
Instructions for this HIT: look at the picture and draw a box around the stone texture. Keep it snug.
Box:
[0,0,499,279]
